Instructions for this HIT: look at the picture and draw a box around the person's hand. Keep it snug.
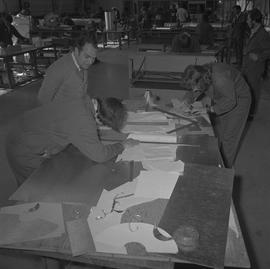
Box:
[249,53,258,61]
[122,138,140,149]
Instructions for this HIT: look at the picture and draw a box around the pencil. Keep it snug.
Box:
[166,122,194,134]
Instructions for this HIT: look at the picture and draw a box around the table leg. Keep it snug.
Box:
[30,51,39,78]
[102,33,106,49]
[118,33,122,50]
[53,44,58,61]
[4,58,15,88]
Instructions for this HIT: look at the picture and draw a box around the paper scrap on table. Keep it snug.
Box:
[127,133,177,144]
[0,202,64,245]
[116,143,178,162]
[134,171,179,199]
[142,159,184,174]
[126,111,168,123]
[229,207,239,238]
[94,223,178,254]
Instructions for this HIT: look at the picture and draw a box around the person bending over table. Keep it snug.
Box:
[6,97,138,186]
[37,33,98,105]
[183,63,251,168]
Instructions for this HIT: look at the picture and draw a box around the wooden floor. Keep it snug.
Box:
[0,44,270,269]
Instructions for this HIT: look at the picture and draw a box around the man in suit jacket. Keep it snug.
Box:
[242,8,270,118]
[37,33,97,105]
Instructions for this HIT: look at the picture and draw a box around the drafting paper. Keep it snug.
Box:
[134,171,179,199]
[142,160,184,174]
[94,223,178,254]
[127,133,177,144]
[0,202,64,244]
[126,111,168,123]
[122,124,173,134]
[117,143,178,162]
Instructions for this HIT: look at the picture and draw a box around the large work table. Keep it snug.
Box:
[1,99,250,269]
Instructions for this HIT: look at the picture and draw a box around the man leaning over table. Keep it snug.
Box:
[37,33,98,105]
[241,8,270,119]
[6,97,138,186]
[183,63,251,168]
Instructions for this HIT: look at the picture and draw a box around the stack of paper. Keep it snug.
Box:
[116,143,178,162]
[126,111,168,123]
[127,133,177,143]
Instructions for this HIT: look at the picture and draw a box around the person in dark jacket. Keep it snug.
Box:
[242,8,270,118]
[6,97,138,186]
[230,5,247,67]
[195,13,214,46]
[183,63,251,168]
[37,34,97,105]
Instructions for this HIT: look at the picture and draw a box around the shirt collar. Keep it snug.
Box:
[71,52,81,71]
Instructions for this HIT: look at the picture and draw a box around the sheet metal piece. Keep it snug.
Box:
[158,163,234,268]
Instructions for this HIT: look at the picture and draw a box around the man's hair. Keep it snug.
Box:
[96,97,127,131]
[233,5,241,13]
[248,8,263,23]
[183,65,207,82]
[183,64,212,89]
[73,33,97,51]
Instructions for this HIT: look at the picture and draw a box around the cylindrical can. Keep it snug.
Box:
[144,89,151,105]
[105,11,113,31]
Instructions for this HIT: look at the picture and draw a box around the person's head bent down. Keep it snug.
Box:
[183,64,212,100]
[72,33,98,70]
[93,97,128,132]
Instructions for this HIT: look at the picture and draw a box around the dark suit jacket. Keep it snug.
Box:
[242,26,270,74]
[243,26,270,61]
[231,12,247,40]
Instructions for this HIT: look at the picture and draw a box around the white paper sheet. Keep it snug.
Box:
[134,171,179,199]
[116,143,178,162]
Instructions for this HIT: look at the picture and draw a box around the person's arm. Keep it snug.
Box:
[68,112,125,163]
[37,63,64,105]
[211,71,237,115]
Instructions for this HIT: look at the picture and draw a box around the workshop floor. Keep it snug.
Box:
[0,44,269,269]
